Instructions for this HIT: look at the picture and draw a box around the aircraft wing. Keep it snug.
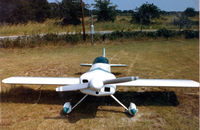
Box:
[2,77,80,85]
[115,79,199,87]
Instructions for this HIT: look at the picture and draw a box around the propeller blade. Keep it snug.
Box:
[56,83,88,92]
[104,76,138,84]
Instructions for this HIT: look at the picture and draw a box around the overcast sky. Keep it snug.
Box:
[48,0,199,11]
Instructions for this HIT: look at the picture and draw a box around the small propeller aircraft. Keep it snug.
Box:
[2,48,199,116]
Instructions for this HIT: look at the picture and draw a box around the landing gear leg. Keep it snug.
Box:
[63,94,88,114]
[110,95,138,116]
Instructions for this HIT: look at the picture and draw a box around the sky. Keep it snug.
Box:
[47,0,199,11]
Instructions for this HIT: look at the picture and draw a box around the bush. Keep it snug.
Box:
[43,33,60,42]
[0,30,199,48]
[157,28,174,39]
[183,30,199,39]
[95,0,117,22]
[65,34,81,43]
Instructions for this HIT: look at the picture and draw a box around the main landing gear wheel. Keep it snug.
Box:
[63,102,72,114]
[110,95,138,116]
[128,103,138,116]
[62,95,88,114]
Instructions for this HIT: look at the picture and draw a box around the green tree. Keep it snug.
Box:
[29,0,51,22]
[173,13,192,31]
[10,0,33,23]
[94,0,117,22]
[0,0,33,24]
[184,7,196,17]
[0,0,50,24]
[131,3,161,30]
[59,0,82,25]
[49,2,60,18]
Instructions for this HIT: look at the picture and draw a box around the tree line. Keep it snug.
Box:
[0,0,198,28]
[0,0,87,25]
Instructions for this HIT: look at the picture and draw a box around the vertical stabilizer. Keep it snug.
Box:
[103,48,105,57]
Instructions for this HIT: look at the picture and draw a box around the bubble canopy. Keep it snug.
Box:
[93,57,109,64]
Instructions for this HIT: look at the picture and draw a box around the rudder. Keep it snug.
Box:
[102,48,105,57]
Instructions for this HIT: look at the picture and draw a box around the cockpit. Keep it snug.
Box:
[93,57,109,64]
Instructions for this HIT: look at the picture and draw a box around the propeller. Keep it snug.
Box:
[56,76,138,92]
[103,76,138,84]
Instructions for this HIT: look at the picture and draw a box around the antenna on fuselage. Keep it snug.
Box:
[102,48,105,57]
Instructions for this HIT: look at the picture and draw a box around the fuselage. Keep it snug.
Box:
[80,57,116,96]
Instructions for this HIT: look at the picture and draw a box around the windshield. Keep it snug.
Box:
[93,57,109,64]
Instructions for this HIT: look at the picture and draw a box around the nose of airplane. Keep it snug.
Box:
[89,79,104,91]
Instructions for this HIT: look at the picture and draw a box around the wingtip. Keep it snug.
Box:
[130,76,139,81]
[56,87,60,92]
[2,79,8,84]
[2,77,15,84]
[194,82,200,87]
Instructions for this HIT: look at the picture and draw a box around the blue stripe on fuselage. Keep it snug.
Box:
[89,67,111,73]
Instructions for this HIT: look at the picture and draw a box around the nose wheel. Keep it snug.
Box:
[128,102,138,116]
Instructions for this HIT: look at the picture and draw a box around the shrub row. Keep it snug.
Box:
[103,28,199,40]
[0,33,85,48]
[0,29,198,48]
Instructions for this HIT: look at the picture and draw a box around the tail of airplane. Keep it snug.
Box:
[102,48,106,57]
[80,48,127,67]
[102,47,127,67]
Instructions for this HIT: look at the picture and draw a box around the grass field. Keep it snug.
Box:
[0,39,199,129]
[0,15,199,36]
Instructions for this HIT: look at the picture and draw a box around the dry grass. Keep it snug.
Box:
[0,15,199,36]
[0,39,199,129]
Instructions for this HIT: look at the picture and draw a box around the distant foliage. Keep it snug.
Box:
[59,0,82,25]
[0,0,87,25]
[116,10,134,16]
[49,0,89,25]
[183,30,199,39]
[102,29,199,40]
[184,7,196,17]
[131,3,161,25]
[49,3,60,18]
[94,0,117,22]
[157,28,174,39]
[173,14,192,30]
[1,30,198,48]
[29,0,51,22]
[0,0,51,24]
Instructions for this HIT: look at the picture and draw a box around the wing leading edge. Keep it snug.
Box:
[115,79,199,87]
[2,77,80,85]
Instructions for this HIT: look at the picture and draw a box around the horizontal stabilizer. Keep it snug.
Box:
[115,79,199,87]
[80,64,127,67]
[2,77,80,85]
[56,83,88,92]
[80,64,92,67]
[110,64,127,67]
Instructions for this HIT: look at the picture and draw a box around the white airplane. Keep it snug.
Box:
[2,48,199,116]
